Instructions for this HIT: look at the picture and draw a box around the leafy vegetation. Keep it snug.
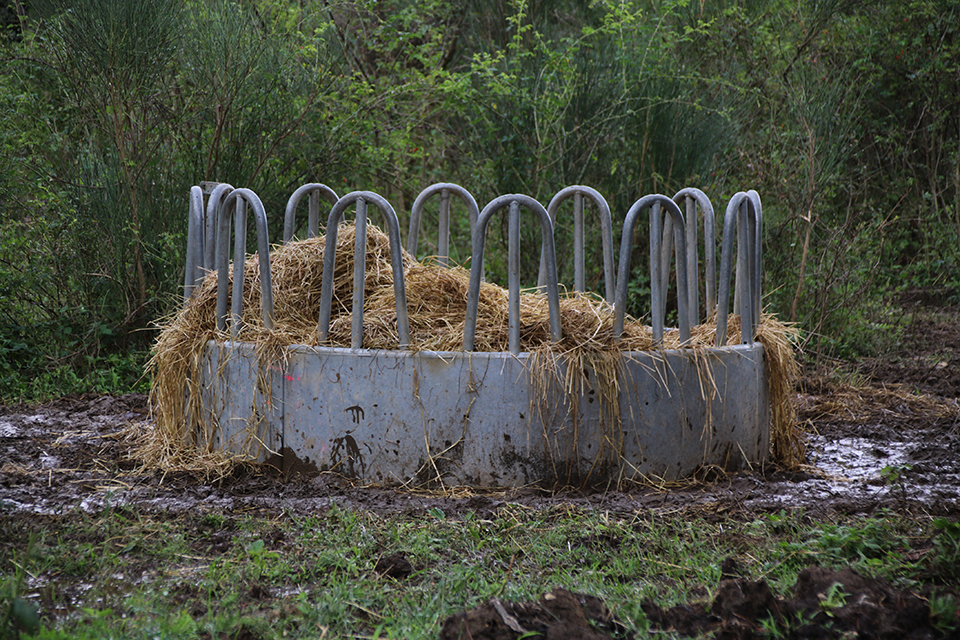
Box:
[1,503,953,638]
[1,0,958,400]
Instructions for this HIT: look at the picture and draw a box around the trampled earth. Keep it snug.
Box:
[2,305,959,638]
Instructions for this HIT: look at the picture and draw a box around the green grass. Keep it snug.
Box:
[1,504,955,639]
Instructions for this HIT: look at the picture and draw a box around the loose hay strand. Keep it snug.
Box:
[755,314,804,467]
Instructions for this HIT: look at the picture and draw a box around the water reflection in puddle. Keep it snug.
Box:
[808,436,911,481]
[746,433,960,509]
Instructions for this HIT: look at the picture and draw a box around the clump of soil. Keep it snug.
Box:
[442,567,944,640]
[440,588,630,640]
[374,552,415,580]
[642,565,938,640]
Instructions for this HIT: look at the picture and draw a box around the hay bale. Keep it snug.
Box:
[142,223,801,477]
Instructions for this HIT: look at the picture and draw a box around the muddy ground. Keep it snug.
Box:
[2,304,959,638]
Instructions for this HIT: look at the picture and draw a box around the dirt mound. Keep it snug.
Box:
[440,588,631,640]
[642,564,943,639]
[443,567,945,640]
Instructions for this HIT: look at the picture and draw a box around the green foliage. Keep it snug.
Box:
[2,535,41,638]
[930,517,960,580]
[446,0,737,295]
[245,539,282,581]
[1,0,959,395]
[53,0,182,88]
[929,591,959,635]
[817,581,848,616]
[765,513,914,580]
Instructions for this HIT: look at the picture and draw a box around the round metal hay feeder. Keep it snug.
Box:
[183,183,768,487]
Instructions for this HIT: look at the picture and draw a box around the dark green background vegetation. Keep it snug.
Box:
[1,0,958,401]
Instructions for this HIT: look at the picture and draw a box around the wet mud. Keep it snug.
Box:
[2,306,959,637]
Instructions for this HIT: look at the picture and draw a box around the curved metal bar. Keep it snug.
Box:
[317,191,410,349]
[351,198,369,346]
[537,185,616,303]
[463,194,562,353]
[734,199,748,325]
[231,197,248,335]
[283,183,339,243]
[656,201,671,323]
[671,187,716,323]
[507,200,522,354]
[613,195,690,344]
[204,183,234,271]
[715,192,759,346]
[406,183,480,268]
[184,186,205,303]
[747,190,763,325]
[214,188,275,336]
